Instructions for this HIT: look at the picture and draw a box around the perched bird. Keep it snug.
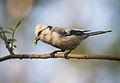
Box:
[34,24,112,58]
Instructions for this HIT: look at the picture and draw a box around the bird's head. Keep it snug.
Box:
[34,24,48,46]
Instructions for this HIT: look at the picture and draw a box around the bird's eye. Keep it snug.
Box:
[47,26,53,30]
[38,31,42,36]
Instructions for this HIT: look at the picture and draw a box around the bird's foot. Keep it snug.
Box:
[50,51,57,58]
[64,49,73,59]
[64,53,69,59]
[50,49,65,58]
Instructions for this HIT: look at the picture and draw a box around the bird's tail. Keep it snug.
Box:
[87,30,112,37]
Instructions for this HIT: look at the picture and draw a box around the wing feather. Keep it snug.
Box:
[51,27,90,36]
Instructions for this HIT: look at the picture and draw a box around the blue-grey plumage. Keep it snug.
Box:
[35,24,112,58]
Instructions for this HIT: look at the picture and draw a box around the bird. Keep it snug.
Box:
[34,24,112,58]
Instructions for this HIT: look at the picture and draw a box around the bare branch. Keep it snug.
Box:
[0,53,120,62]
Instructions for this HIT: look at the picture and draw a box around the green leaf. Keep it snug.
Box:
[8,28,14,32]
[15,19,23,30]
[33,39,37,46]
[0,31,12,35]
[8,39,16,43]
[11,47,14,50]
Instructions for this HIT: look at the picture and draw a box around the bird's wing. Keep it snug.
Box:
[52,27,90,36]
[51,27,72,36]
[72,29,91,32]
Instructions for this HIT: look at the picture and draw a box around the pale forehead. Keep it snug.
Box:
[35,24,48,36]
[35,24,48,31]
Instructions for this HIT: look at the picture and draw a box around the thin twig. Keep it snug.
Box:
[0,53,120,62]
[11,20,21,50]
[0,27,14,55]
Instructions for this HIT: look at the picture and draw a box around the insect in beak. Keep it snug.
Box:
[33,37,39,46]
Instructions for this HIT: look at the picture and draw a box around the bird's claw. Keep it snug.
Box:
[64,53,69,59]
[50,51,57,58]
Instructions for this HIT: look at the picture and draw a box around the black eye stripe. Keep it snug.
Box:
[37,26,53,36]
[37,28,47,36]
[38,31,42,36]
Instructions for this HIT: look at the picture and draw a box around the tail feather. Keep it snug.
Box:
[87,30,112,36]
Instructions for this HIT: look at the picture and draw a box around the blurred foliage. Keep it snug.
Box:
[0,19,22,51]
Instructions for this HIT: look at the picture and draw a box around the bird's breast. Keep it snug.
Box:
[50,32,82,50]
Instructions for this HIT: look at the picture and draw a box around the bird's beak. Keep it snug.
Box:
[34,37,39,46]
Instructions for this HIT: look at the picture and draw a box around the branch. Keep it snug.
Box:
[0,53,120,62]
[0,27,14,55]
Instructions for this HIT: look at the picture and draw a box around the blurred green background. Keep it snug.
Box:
[0,0,120,83]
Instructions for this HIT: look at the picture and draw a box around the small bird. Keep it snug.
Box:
[34,24,112,58]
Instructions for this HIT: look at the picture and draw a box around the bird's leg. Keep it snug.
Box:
[64,49,73,59]
[50,49,65,58]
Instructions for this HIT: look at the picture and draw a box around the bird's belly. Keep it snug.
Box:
[52,35,81,50]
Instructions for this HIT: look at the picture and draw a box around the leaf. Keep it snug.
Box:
[11,47,14,50]
[7,41,11,44]
[15,18,23,30]
[0,31,13,35]
[8,28,14,32]
[33,39,37,46]
[8,39,17,43]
